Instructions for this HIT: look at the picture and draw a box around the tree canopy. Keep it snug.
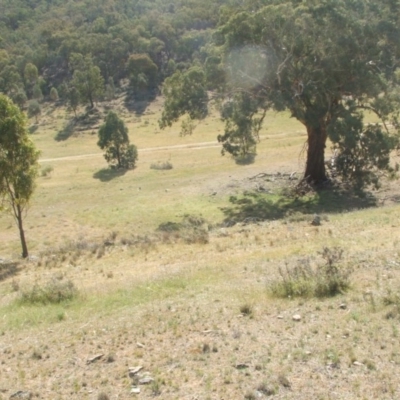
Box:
[0,94,40,258]
[0,0,234,104]
[160,0,400,186]
[126,53,159,98]
[98,111,138,169]
[71,55,104,108]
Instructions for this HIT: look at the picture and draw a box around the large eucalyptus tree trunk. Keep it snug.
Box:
[304,123,328,184]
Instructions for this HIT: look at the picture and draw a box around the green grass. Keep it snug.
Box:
[0,265,222,331]
[18,277,78,305]
[0,302,76,330]
[0,102,313,256]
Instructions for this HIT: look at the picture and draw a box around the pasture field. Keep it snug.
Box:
[0,99,400,400]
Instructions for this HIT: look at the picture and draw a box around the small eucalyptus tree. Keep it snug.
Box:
[98,111,138,169]
[0,94,40,258]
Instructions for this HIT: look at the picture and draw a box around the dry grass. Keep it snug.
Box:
[268,247,352,298]
[18,276,78,305]
[0,100,400,399]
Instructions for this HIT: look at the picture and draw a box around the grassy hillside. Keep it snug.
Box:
[0,102,400,399]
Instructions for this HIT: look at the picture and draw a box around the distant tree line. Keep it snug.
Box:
[0,0,239,109]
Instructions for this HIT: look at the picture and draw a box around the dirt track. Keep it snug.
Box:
[39,140,221,162]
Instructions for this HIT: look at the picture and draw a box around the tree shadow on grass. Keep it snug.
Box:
[124,90,157,116]
[55,109,102,141]
[221,186,377,225]
[234,153,256,165]
[55,119,76,141]
[0,261,21,282]
[28,124,39,134]
[93,168,128,182]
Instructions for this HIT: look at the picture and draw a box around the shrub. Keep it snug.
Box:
[11,89,28,109]
[32,84,43,101]
[19,277,78,305]
[315,247,350,297]
[268,247,351,298]
[50,87,59,102]
[150,161,173,170]
[41,165,53,177]
[270,259,315,298]
[28,100,41,122]
[240,303,253,317]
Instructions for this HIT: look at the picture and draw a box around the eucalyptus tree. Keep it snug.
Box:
[161,0,400,186]
[71,55,104,108]
[67,86,80,117]
[28,100,41,122]
[98,111,138,169]
[0,94,40,258]
[126,53,159,98]
[23,62,38,98]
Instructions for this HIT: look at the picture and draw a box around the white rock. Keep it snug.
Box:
[353,361,364,366]
[139,376,154,385]
[128,366,143,377]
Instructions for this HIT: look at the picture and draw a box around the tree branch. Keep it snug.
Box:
[356,104,390,134]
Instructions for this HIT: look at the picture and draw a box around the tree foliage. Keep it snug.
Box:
[218,91,266,163]
[71,55,104,108]
[32,84,44,101]
[160,0,400,187]
[67,86,80,116]
[10,89,28,110]
[50,87,59,102]
[97,111,138,169]
[23,63,38,98]
[126,54,158,97]
[0,0,227,105]
[28,100,41,122]
[159,67,209,129]
[2,0,399,189]
[0,94,40,258]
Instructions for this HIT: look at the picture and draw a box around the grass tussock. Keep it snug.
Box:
[41,164,54,177]
[383,288,400,319]
[150,161,173,170]
[18,277,78,305]
[239,303,254,317]
[268,247,352,298]
[157,214,209,244]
